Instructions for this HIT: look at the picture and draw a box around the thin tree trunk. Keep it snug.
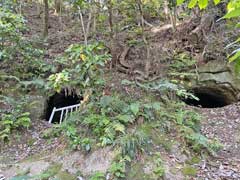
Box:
[92,3,97,35]
[107,0,114,39]
[163,0,169,19]
[78,5,88,45]
[78,5,92,46]
[43,0,49,38]
[137,0,150,79]
[164,0,177,31]
[107,0,117,69]
[37,0,42,18]
[169,12,176,31]
[54,0,62,14]
[86,9,92,40]
[170,6,177,31]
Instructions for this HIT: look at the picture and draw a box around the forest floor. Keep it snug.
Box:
[1,3,240,180]
[194,104,240,179]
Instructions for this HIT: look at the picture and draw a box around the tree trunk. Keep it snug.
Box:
[137,0,151,79]
[43,0,49,38]
[54,0,62,14]
[163,0,169,19]
[37,0,42,18]
[163,0,177,31]
[92,3,97,35]
[169,6,177,31]
[107,0,117,69]
[78,5,92,46]
[107,0,114,40]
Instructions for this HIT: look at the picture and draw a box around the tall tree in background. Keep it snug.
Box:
[107,0,117,68]
[43,0,49,38]
[164,0,177,31]
[54,0,62,14]
[136,0,151,79]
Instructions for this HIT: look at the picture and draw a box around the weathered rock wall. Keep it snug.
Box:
[192,60,240,103]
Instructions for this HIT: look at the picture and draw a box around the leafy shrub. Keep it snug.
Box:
[89,172,105,180]
[48,43,111,93]
[0,96,31,141]
[153,152,165,178]
[0,4,51,97]
[55,94,161,152]
[170,106,222,154]
[170,52,196,71]
[136,79,198,101]
[0,7,25,61]
[0,7,47,78]
[108,155,131,180]
[117,129,149,158]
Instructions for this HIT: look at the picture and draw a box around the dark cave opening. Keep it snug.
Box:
[45,91,82,123]
[183,88,231,108]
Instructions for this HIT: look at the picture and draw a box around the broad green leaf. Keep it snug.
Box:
[213,0,220,5]
[100,96,113,108]
[152,102,161,111]
[124,155,131,162]
[188,0,198,8]
[143,102,161,110]
[234,60,240,74]
[117,114,134,123]
[19,112,30,117]
[143,103,152,109]
[236,23,240,28]
[224,8,240,19]
[3,120,13,125]
[229,50,240,62]
[236,37,240,43]
[198,0,208,9]
[130,102,140,116]
[113,123,125,133]
[177,0,185,6]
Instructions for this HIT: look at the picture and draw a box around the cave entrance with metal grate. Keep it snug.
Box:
[45,91,82,123]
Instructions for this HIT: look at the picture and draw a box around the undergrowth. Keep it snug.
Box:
[0,96,31,142]
[45,92,222,179]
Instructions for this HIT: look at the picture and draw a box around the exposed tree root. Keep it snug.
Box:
[118,46,131,69]
[116,46,133,74]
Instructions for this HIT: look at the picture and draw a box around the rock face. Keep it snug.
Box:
[2,160,50,179]
[54,147,115,176]
[1,147,115,179]
[191,60,240,104]
[25,95,47,121]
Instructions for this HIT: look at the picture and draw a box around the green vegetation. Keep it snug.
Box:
[177,0,240,69]
[108,155,131,180]
[182,165,197,176]
[153,153,165,178]
[89,171,105,180]
[0,96,31,141]
[48,43,111,94]
[1,0,238,179]
[57,95,160,150]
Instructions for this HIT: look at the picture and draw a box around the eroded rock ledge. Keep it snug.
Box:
[190,60,240,105]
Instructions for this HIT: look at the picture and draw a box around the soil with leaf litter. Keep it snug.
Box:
[1,2,240,180]
[192,103,240,180]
